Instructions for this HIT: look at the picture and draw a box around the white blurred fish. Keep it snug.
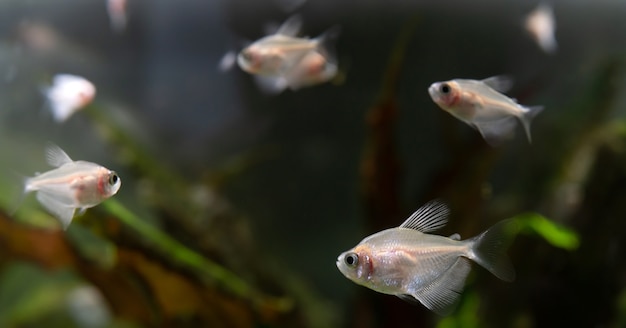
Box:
[23,144,121,229]
[428,76,543,146]
[336,200,515,315]
[237,16,339,87]
[44,74,96,123]
[525,3,557,54]
[107,0,128,33]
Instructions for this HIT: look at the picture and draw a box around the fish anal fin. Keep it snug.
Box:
[399,199,450,233]
[36,191,76,229]
[474,116,518,147]
[411,257,472,316]
[45,143,73,167]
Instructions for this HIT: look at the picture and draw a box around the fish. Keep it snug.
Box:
[237,15,339,92]
[44,74,96,123]
[524,3,557,54]
[336,200,515,315]
[428,76,543,146]
[107,0,128,33]
[23,144,121,229]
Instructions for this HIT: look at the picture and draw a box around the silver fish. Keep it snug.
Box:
[525,3,557,54]
[237,16,337,81]
[428,76,543,146]
[336,200,515,315]
[45,74,96,123]
[23,144,121,229]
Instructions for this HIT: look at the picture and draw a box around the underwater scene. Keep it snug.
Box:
[1,0,626,327]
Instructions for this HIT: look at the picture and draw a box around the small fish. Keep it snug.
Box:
[336,200,515,315]
[428,76,543,146]
[23,144,121,229]
[525,3,557,54]
[237,16,338,80]
[44,74,96,123]
[107,0,128,33]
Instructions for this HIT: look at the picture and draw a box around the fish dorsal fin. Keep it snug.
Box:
[399,200,450,232]
[481,75,514,93]
[276,15,302,37]
[45,143,73,167]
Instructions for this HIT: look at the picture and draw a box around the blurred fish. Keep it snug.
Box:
[23,144,121,229]
[336,200,515,315]
[428,76,543,146]
[44,74,96,123]
[524,3,557,54]
[107,0,128,33]
[66,285,112,328]
[237,16,338,92]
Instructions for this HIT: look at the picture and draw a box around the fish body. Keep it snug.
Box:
[45,74,96,122]
[24,144,121,229]
[525,3,557,54]
[107,0,128,33]
[336,200,515,315]
[428,76,543,146]
[237,16,339,93]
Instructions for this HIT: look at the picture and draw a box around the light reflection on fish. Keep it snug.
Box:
[428,76,543,146]
[525,3,557,54]
[45,74,96,123]
[236,16,339,93]
[336,200,515,315]
[23,144,121,229]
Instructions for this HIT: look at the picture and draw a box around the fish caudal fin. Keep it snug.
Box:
[468,219,516,282]
[314,25,341,63]
[36,191,76,229]
[408,257,472,316]
[519,106,544,143]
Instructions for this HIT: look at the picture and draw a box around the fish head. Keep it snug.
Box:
[237,44,285,75]
[237,47,261,73]
[336,245,373,285]
[428,80,462,111]
[99,170,121,198]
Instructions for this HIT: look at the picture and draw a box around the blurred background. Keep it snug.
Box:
[1,0,626,327]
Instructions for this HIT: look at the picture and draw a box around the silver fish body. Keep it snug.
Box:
[525,3,557,54]
[336,200,515,315]
[24,144,121,229]
[45,74,96,123]
[428,76,543,146]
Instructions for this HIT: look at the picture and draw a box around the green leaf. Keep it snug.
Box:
[512,213,580,250]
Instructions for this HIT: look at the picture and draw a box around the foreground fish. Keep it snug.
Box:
[336,200,515,315]
[45,74,96,122]
[23,144,121,229]
[237,16,339,92]
[428,76,543,146]
[525,3,557,54]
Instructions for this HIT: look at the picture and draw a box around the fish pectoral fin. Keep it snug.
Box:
[474,116,518,147]
[45,143,73,167]
[448,233,461,241]
[411,257,472,316]
[36,191,76,229]
[399,199,450,232]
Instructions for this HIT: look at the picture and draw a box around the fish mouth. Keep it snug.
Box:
[427,83,439,98]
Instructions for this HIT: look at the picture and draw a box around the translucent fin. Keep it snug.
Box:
[36,191,75,229]
[480,76,514,94]
[45,143,73,167]
[276,15,302,37]
[313,25,341,63]
[411,257,472,316]
[468,219,516,282]
[399,199,450,233]
[449,233,461,241]
[474,115,518,147]
[254,75,288,95]
[519,106,544,143]
[217,50,237,72]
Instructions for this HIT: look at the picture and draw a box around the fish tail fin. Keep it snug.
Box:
[7,172,32,216]
[520,105,544,143]
[314,25,341,62]
[468,219,516,282]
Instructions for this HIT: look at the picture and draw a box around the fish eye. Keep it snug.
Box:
[440,83,451,94]
[108,173,119,185]
[344,252,359,267]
